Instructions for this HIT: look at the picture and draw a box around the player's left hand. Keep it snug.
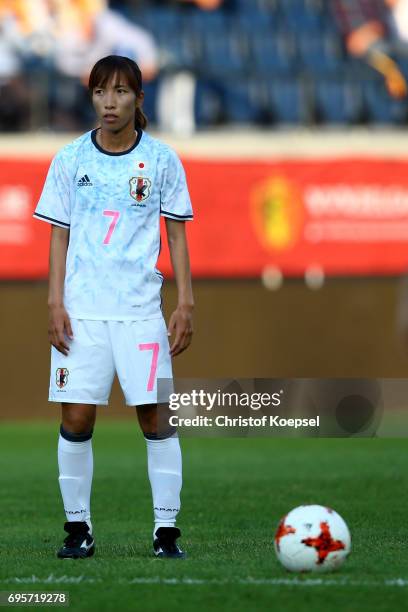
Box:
[167,304,194,357]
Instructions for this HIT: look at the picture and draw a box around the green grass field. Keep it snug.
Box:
[1,421,407,611]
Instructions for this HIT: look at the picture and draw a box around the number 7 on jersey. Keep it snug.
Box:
[103,210,120,244]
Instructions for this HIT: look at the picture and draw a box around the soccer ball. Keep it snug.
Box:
[274,505,351,573]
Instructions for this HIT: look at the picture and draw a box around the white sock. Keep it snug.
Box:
[145,433,182,538]
[57,426,93,534]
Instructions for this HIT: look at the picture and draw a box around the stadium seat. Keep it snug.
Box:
[278,0,324,32]
[195,78,263,126]
[194,79,224,126]
[184,8,227,35]
[297,33,344,75]
[223,80,263,123]
[134,8,183,42]
[276,0,325,11]
[266,78,308,124]
[159,36,198,71]
[251,34,297,75]
[235,0,279,14]
[314,79,363,124]
[363,80,408,124]
[141,79,158,124]
[201,34,248,77]
[235,10,276,35]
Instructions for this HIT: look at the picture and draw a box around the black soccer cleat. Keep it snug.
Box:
[57,521,95,559]
[153,527,186,559]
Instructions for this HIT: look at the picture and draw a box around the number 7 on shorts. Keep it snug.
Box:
[139,343,159,391]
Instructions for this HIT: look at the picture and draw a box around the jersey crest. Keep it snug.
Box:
[56,367,69,388]
[129,177,151,204]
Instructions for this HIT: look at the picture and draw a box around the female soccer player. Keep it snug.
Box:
[33,55,194,559]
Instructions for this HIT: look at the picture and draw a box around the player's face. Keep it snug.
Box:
[92,73,144,132]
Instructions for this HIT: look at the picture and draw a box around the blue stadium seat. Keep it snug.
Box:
[278,0,324,32]
[276,0,325,11]
[201,34,248,76]
[314,79,363,124]
[223,80,263,123]
[235,10,276,35]
[397,56,408,80]
[236,0,279,14]
[297,33,344,74]
[195,78,263,126]
[141,79,158,124]
[159,36,198,71]
[363,80,408,124]
[251,34,297,75]
[266,78,307,124]
[183,8,227,36]
[134,8,182,42]
[194,79,226,126]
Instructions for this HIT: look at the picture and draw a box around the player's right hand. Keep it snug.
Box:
[48,304,73,356]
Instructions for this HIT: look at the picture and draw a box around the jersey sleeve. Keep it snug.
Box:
[32,153,72,229]
[160,148,193,222]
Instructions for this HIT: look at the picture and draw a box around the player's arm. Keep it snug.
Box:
[344,18,407,98]
[48,225,73,356]
[165,218,194,357]
[366,48,407,98]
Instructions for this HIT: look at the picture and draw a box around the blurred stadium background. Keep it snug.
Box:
[2,0,408,421]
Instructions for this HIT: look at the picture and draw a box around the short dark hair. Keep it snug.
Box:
[88,55,147,129]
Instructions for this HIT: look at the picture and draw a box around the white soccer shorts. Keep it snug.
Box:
[48,317,173,406]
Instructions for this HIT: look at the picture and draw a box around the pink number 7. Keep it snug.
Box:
[139,343,159,391]
[103,210,120,244]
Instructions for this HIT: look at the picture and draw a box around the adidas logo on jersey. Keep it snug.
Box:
[77,174,93,187]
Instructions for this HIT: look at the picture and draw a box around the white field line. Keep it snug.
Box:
[1,575,408,587]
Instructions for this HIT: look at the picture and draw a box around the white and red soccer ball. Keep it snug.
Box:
[274,505,351,572]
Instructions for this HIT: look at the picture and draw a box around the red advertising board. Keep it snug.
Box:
[1,156,408,278]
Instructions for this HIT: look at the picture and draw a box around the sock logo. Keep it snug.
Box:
[154,507,180,512]
[56,368,69,388]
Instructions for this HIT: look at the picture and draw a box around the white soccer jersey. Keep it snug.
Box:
[33,129,193,320]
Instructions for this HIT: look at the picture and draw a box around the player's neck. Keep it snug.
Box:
[96,125,137,153]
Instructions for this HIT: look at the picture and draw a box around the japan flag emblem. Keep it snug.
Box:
[129,177,151,203]
[56,368,69,388]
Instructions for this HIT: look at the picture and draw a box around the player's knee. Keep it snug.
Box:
[59,423,93,441]
[63,418,94,434]
[136,404,157,430]
[61,403,95,434]
[137,403,176,438]
[143,426,177,440]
